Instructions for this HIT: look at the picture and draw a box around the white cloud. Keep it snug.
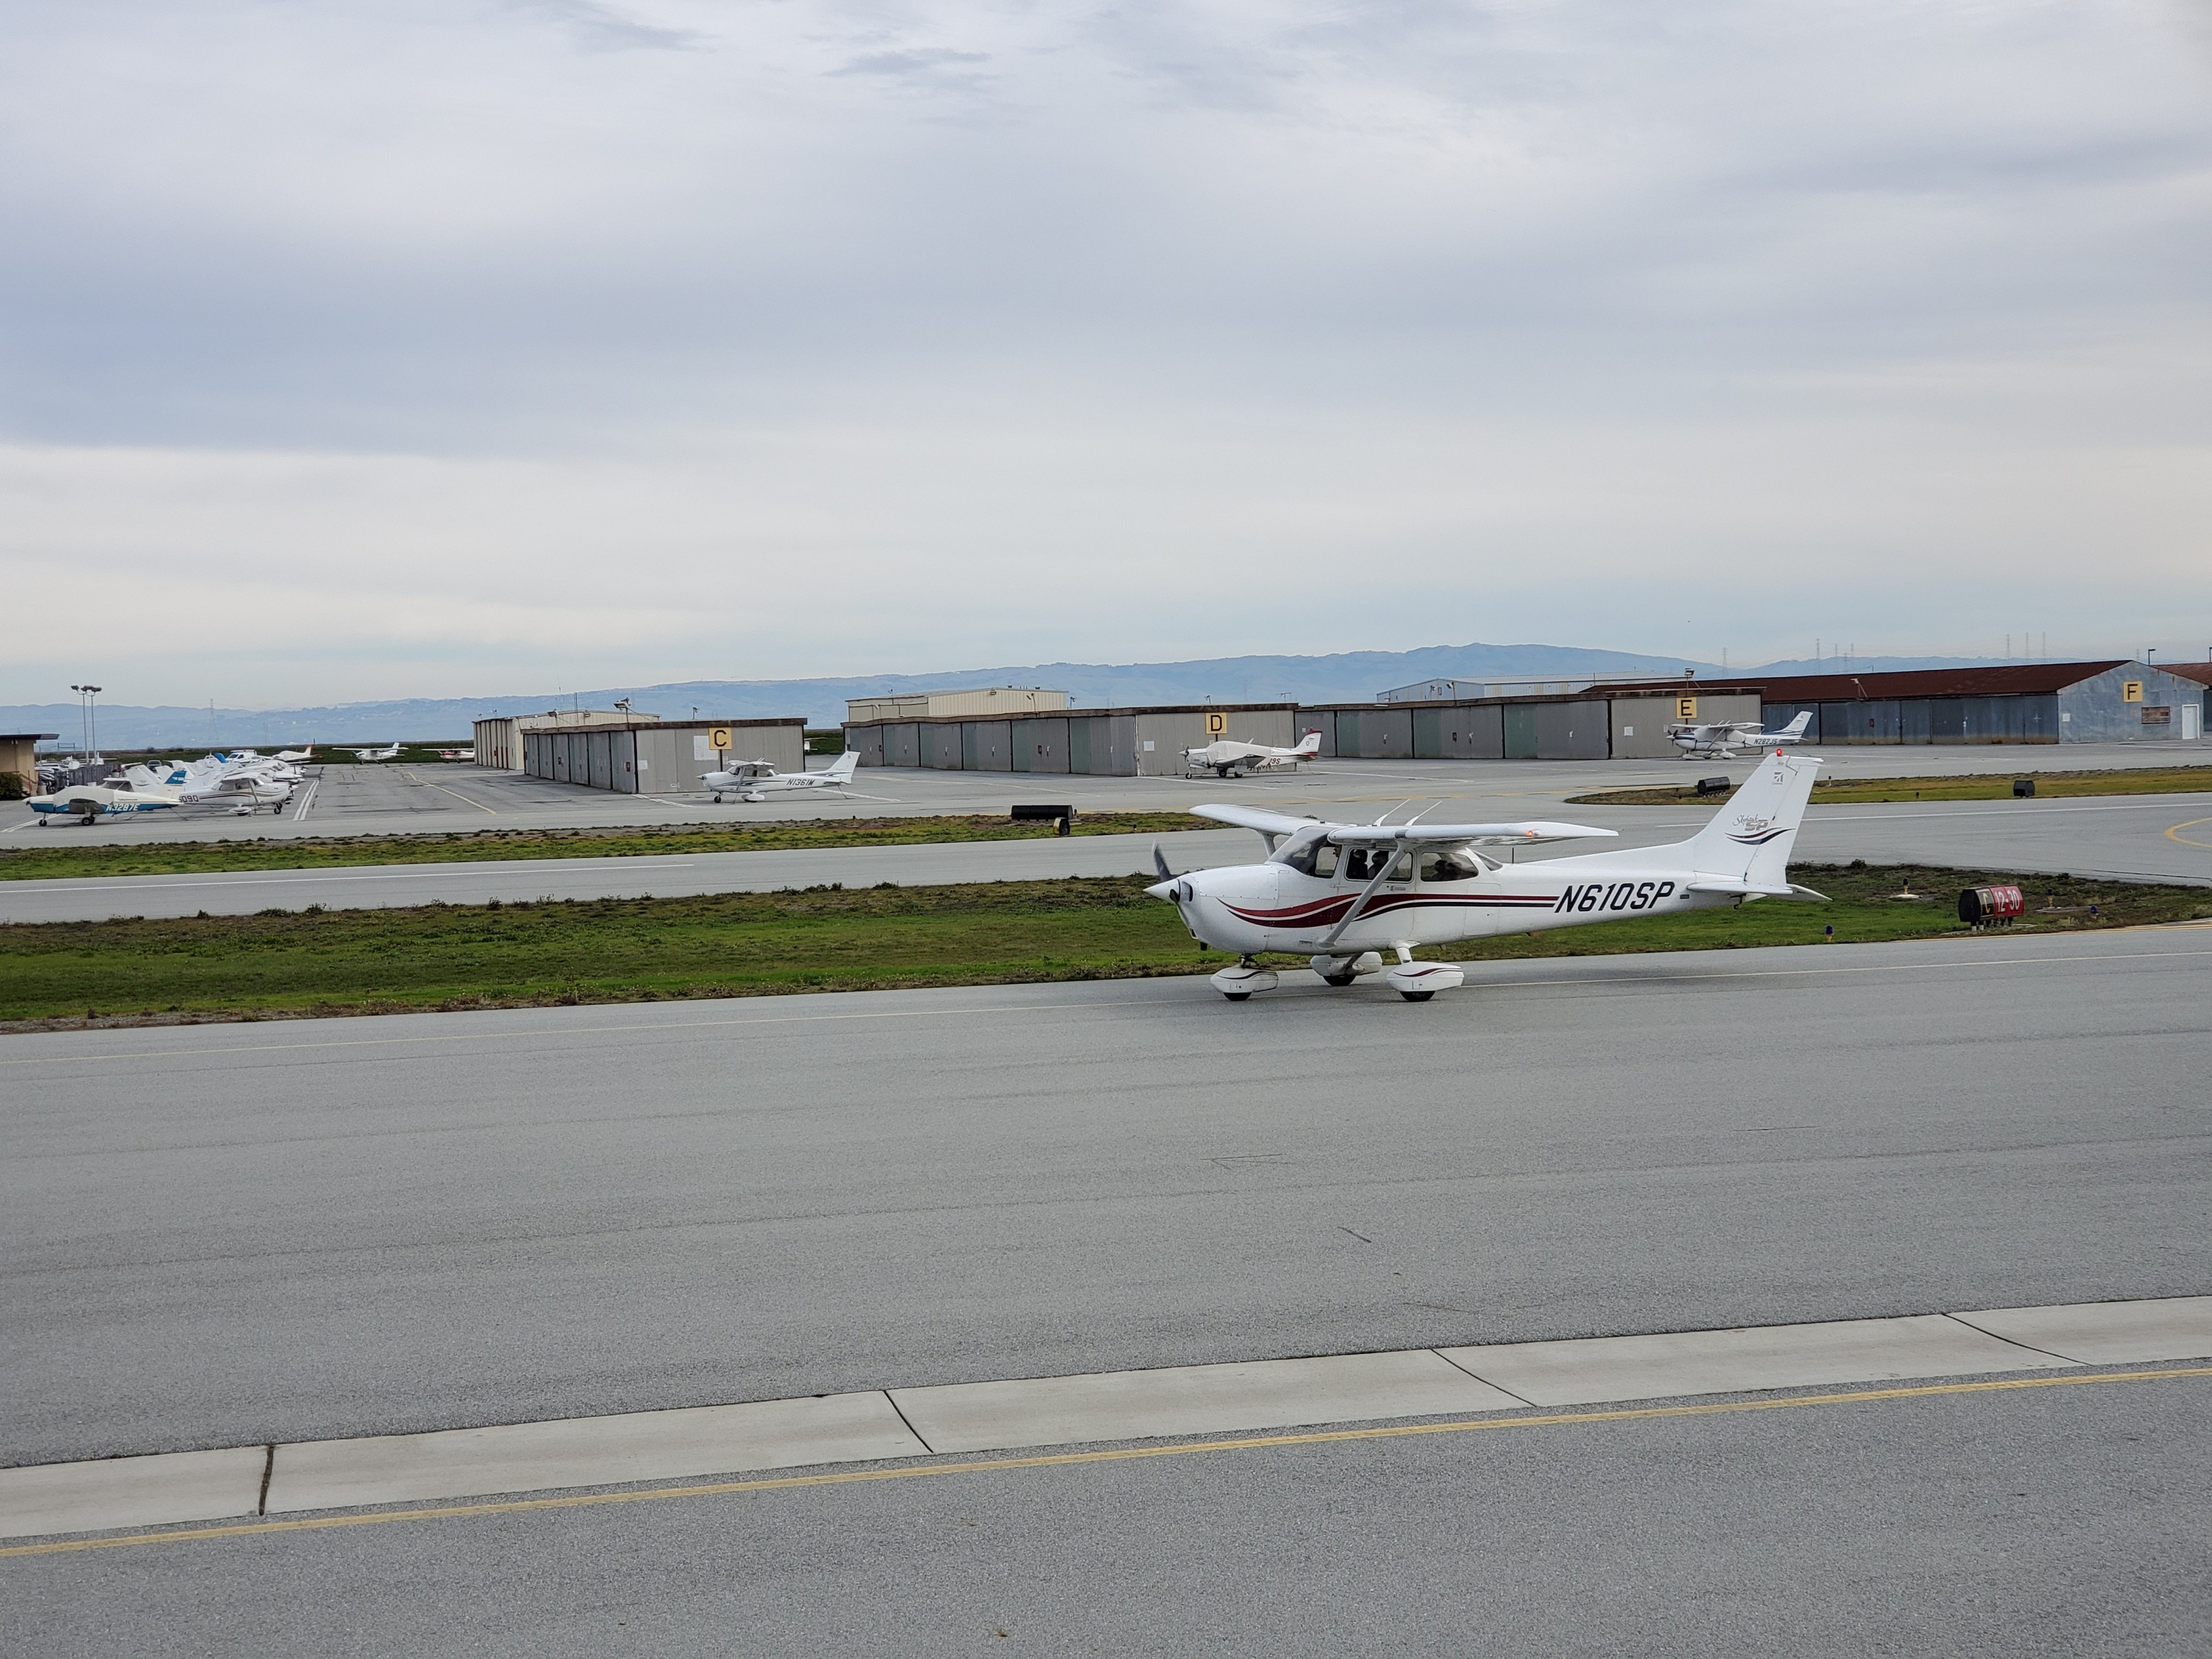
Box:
[1,1,2208,702]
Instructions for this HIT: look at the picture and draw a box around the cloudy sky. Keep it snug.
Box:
[3,0,2209,706]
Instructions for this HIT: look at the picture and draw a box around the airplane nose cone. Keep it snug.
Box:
[1145,880,1176,902]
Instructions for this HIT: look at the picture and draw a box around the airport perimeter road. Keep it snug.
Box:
[3,793,2206,921]
[6,742,2205,844]
[3,929,2203,1469]
[10,1368,2206,1658]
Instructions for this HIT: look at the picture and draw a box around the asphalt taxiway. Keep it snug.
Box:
[6,928,2202,1467]
[3,790,2205,922]
[5,929,2205,1653]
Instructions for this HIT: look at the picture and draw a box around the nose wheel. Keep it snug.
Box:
[1210,958,1279,1001]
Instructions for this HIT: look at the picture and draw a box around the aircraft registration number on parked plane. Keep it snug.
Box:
[1553,880,1677,914]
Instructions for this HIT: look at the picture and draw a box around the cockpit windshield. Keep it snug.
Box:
[1269,826,1336,876]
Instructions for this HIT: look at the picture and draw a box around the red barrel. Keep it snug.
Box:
[1958,885,2025,925]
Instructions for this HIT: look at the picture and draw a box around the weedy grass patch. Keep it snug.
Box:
[3,865,2202,1030]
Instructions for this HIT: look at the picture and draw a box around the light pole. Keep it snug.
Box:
[69,684,102,759]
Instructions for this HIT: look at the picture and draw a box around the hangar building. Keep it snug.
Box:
[843,694,1297,777]
[1298,690,1757,760]
[513,714,806,794]
[1601,661,2205,747]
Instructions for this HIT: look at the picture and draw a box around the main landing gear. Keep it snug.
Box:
[1312,950,1384,988]
[1211,948,1467,1002]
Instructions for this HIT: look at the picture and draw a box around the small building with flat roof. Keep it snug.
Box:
[844,687,1068,724]
[1,734,60,797]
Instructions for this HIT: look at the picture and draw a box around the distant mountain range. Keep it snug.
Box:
[6,643,2025,751]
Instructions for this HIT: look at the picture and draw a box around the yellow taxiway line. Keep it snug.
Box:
[2165,816,2212,851]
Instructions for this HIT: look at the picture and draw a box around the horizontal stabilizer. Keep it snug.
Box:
[1685,880,1830,900]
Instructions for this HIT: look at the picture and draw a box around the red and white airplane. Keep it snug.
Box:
[1149,751,1825,1000]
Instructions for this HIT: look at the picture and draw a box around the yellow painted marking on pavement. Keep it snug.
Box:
[3,1366,2205,1559]
[5,945,2210,1066]
[2166,816,2212,851]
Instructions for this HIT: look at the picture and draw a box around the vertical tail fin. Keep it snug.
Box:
[1777,711,1812,739]
[1690,751,1821,889]
[1295,732,1321,757]
[827,751,860,780]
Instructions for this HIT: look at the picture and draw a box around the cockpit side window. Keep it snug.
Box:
[1419,850,1481,882]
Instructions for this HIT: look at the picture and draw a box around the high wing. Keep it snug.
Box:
[1191,804,1320,838]
[1325,821,1616,847]
[1192,804,1614,848]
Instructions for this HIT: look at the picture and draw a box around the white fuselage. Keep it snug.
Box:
[1166,853,1728,957]
[703,757,858,801]
[28,785,180,821]
[1182,739,1315,778]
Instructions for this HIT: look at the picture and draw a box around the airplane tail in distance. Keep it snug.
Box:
[1689,751,1821,891]
[1294,732,1321,757]
[825,751,860,780]
[1778,711,1813,738]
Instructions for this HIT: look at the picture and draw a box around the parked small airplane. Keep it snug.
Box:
[702,751,862,804]
[188,773,294,813]
[435,748,476,763]
[1149,750,1825,1001]
[120,755,294,813]
[274,746,316,763]
[1667,710,1812,759]
[348,742,403,762]
[26,782,182,824]
[1183,731,1323,779]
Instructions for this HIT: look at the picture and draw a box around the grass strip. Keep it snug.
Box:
[0,812,1209,882]
[5,865,2202,1031]
[1568,765,2212,807]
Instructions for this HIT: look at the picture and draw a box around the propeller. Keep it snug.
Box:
[1152,842,1173,881]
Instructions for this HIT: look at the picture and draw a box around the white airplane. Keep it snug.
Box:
[703,751,862,803]
[188,774,294,813]
[123,756,294,813]
[348,742,403,762]
[27,781,183,824]
[1183,731,1323,779]
[1148,749,1825,1001]
[1668,710,1812,759]
[274,746,316,764]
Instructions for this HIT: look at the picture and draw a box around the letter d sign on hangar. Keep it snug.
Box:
[1206,711,1227,736]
